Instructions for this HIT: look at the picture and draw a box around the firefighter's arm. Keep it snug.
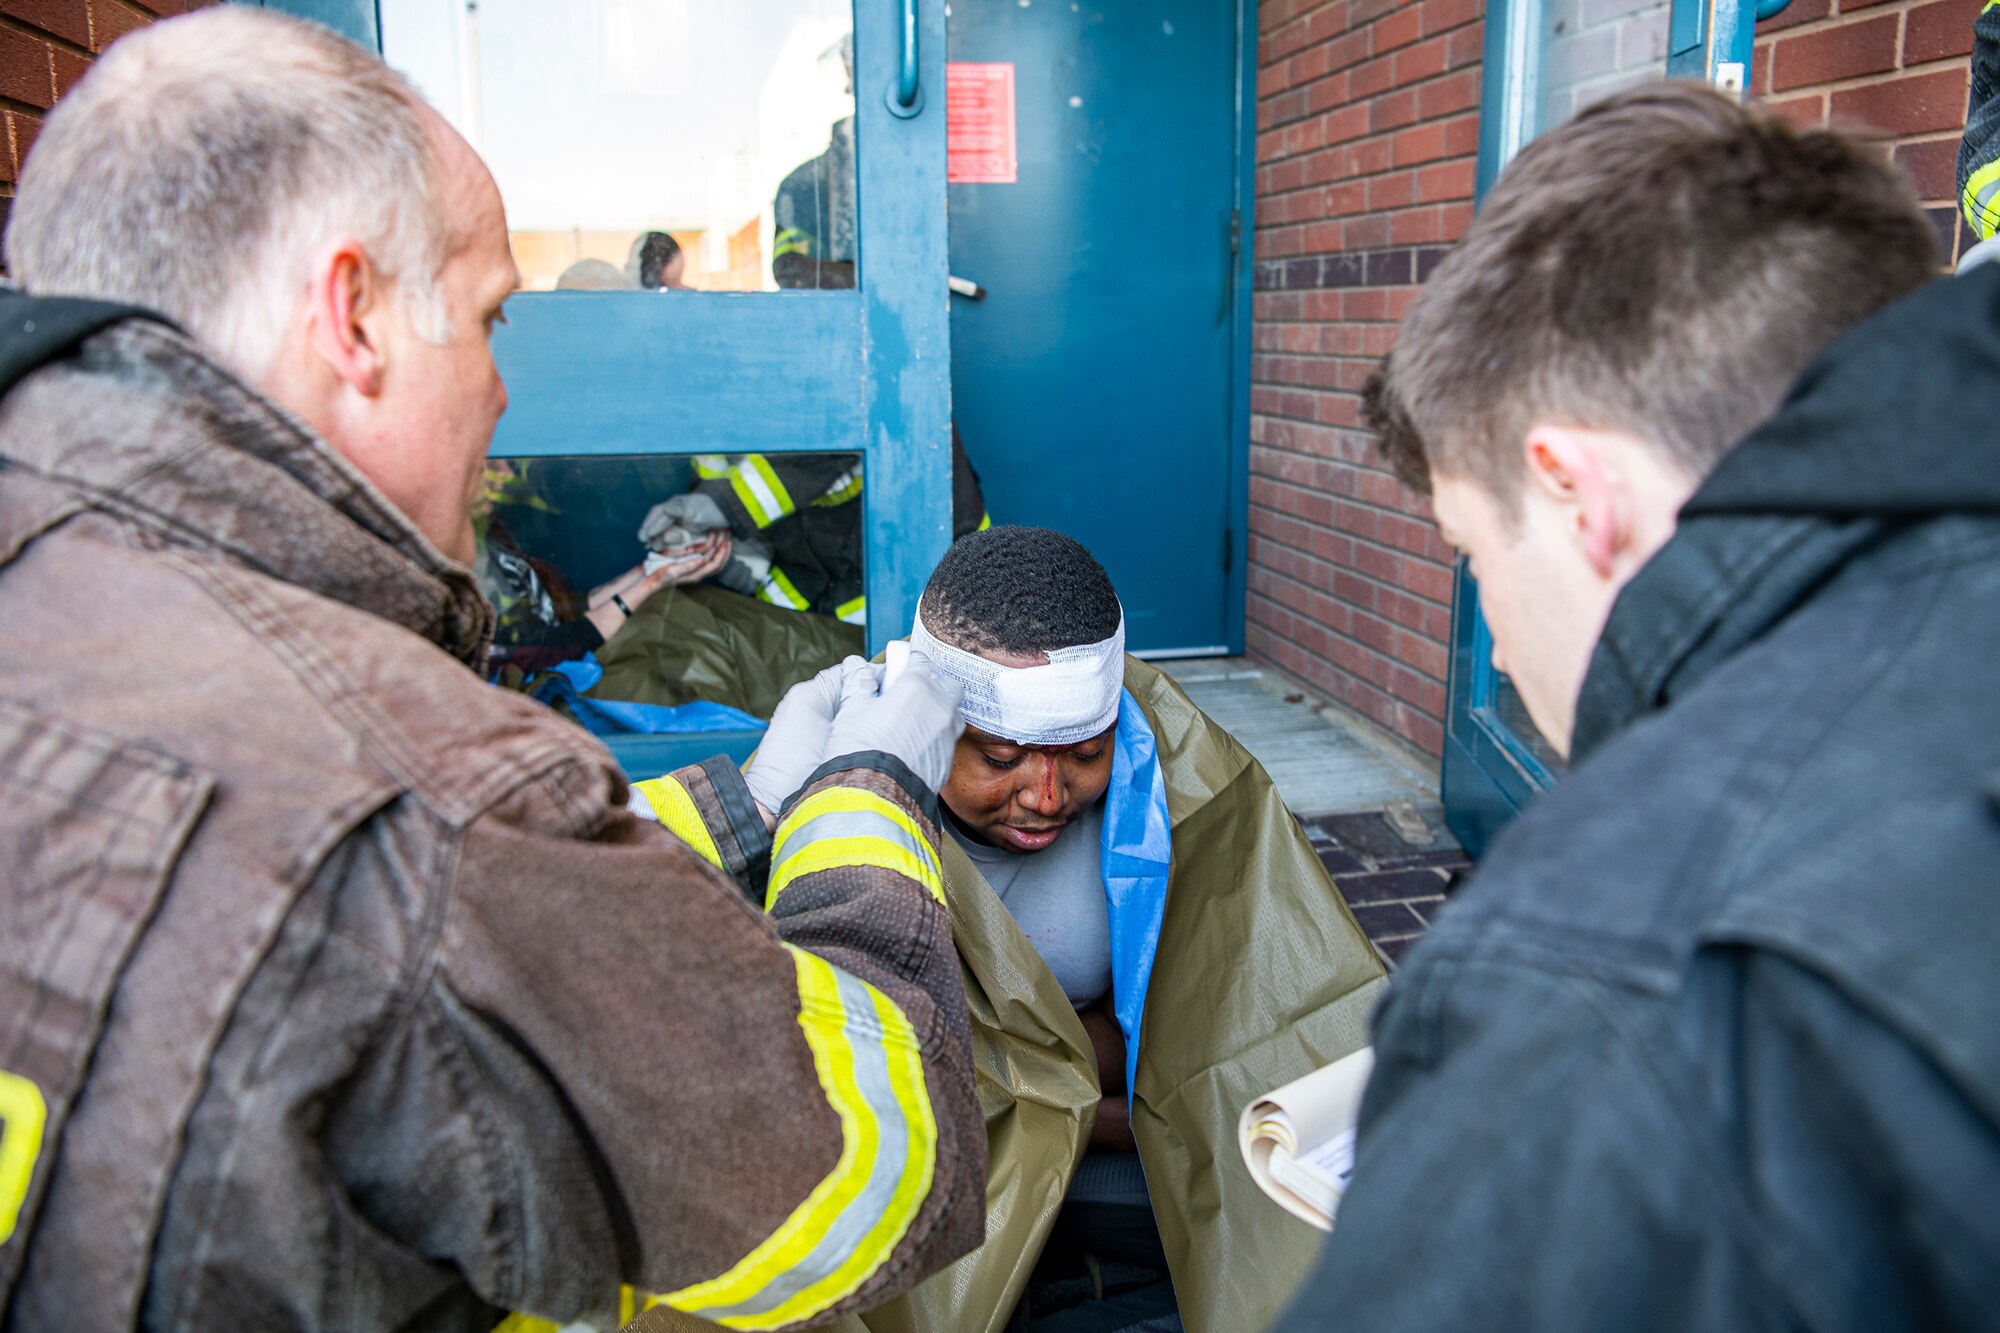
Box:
[691,453,861,532]
[357,737,981,1331]
[627,754,773,898]
[1960,1,2000,238]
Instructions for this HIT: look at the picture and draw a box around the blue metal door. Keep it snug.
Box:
[1443,0,1768,854]
[945,0,1254,655]
[269,0,954,778]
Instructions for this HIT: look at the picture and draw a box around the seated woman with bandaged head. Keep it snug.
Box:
[859,527,1386,1333]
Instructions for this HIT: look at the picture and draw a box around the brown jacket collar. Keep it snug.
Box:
[0,317,493,666]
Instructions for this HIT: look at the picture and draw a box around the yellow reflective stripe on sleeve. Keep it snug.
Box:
[632,776,725,870]
[834,596,867,626]
[0,1067,47,1245]
[774,227,815,259]
[758,567,811,612]
[767,788,945,910]
[977,511,993,531]
[654,946,937,1329]
[1964,156,2000,239]
[812,464,865,508]
[695,454,732,479]
[730,455,797,528]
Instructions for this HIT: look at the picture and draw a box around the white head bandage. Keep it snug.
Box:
[905,598,1125,745]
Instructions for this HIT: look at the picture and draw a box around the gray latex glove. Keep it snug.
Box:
[638,491,729,553]
[821,651,966,793]
[742,660,853,819]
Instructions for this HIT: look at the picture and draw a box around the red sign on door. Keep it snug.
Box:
[947,62,1018,184]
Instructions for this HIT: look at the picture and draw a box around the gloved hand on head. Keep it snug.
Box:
[742,658,867,822]
[822,650,965,793]
[743,651,966,824]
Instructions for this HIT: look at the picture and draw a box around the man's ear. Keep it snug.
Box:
[1522,424,1621,580]
[302,235,389,398]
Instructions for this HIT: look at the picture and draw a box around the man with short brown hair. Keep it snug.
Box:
[1274,85,2000,1331]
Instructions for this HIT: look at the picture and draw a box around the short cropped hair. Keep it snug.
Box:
[921,526,1121,656]
[6,7,450,379]
[1369,83,1940,501]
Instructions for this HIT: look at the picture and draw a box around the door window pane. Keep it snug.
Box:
[382,0,858,292]
[1536,0,1670,137]
[476,453,866,715]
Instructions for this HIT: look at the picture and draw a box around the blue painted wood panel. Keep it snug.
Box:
[233,0,378,47]
[489,294,867,460]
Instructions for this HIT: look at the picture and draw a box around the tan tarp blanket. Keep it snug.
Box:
[589,583,861,719]
[825,657,1388,1333]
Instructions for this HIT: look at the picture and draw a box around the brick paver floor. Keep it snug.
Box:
[1302,803,1469,968]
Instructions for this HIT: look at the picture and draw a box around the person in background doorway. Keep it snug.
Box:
[625,229,687,290]
[554,256,633,290]
[1274,84,1999,1332]
[686,427,990,625]
[0,10,986,1329]
[474,461,730,675]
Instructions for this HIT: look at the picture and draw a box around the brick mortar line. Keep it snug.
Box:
[1248,509,1452,585]
[1248,463,1420,507]
[1757,49,1972,98]
[1241,613,1451,705]
[1260,11,1484,66]
[1248,528,1456,588]
[0,13,97,62]
[1251,561,1454,627]
[1751,5,1919,45]
[1257,86,1484,136]
[1252,145,1480,176]
[1264,88,1488,137]
[1249,583,1452,656]
[1251,174,1479,207]
[1248,287,1424,298]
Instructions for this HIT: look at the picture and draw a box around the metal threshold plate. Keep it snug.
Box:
[1159,662,1433,817]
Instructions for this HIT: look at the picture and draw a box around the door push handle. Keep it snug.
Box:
[887,0,924,118]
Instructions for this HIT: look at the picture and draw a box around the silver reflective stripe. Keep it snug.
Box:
[736,461,788,526]
[688,966,913,1322]
[772,809,940,886]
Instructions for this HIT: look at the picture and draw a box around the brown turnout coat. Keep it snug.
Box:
[0,313,982,1332]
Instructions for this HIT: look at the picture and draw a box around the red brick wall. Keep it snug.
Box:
[1250,0,1980,762]
[0,0,212,231]
[1250,0,1484,758]
[1753,0,1978,258]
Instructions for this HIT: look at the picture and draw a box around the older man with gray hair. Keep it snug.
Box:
[0,9,983,1332]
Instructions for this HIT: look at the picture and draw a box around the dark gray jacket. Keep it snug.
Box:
[1276,267,2000,1331]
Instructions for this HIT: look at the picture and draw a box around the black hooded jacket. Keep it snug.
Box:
[1276,267,2000,1332]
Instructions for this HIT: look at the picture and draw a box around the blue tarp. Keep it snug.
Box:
[528,655,768,738]
[1100,688,1173,1096]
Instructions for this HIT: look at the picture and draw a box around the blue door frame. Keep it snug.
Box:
[265,0,954,780]
[1444,0,1770,855]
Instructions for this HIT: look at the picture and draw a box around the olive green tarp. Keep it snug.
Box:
[589,584,861,719]
[628,658,1385,1333]
[821,658,1388,1333]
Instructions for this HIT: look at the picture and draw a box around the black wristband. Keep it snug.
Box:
[611,593,633,616]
